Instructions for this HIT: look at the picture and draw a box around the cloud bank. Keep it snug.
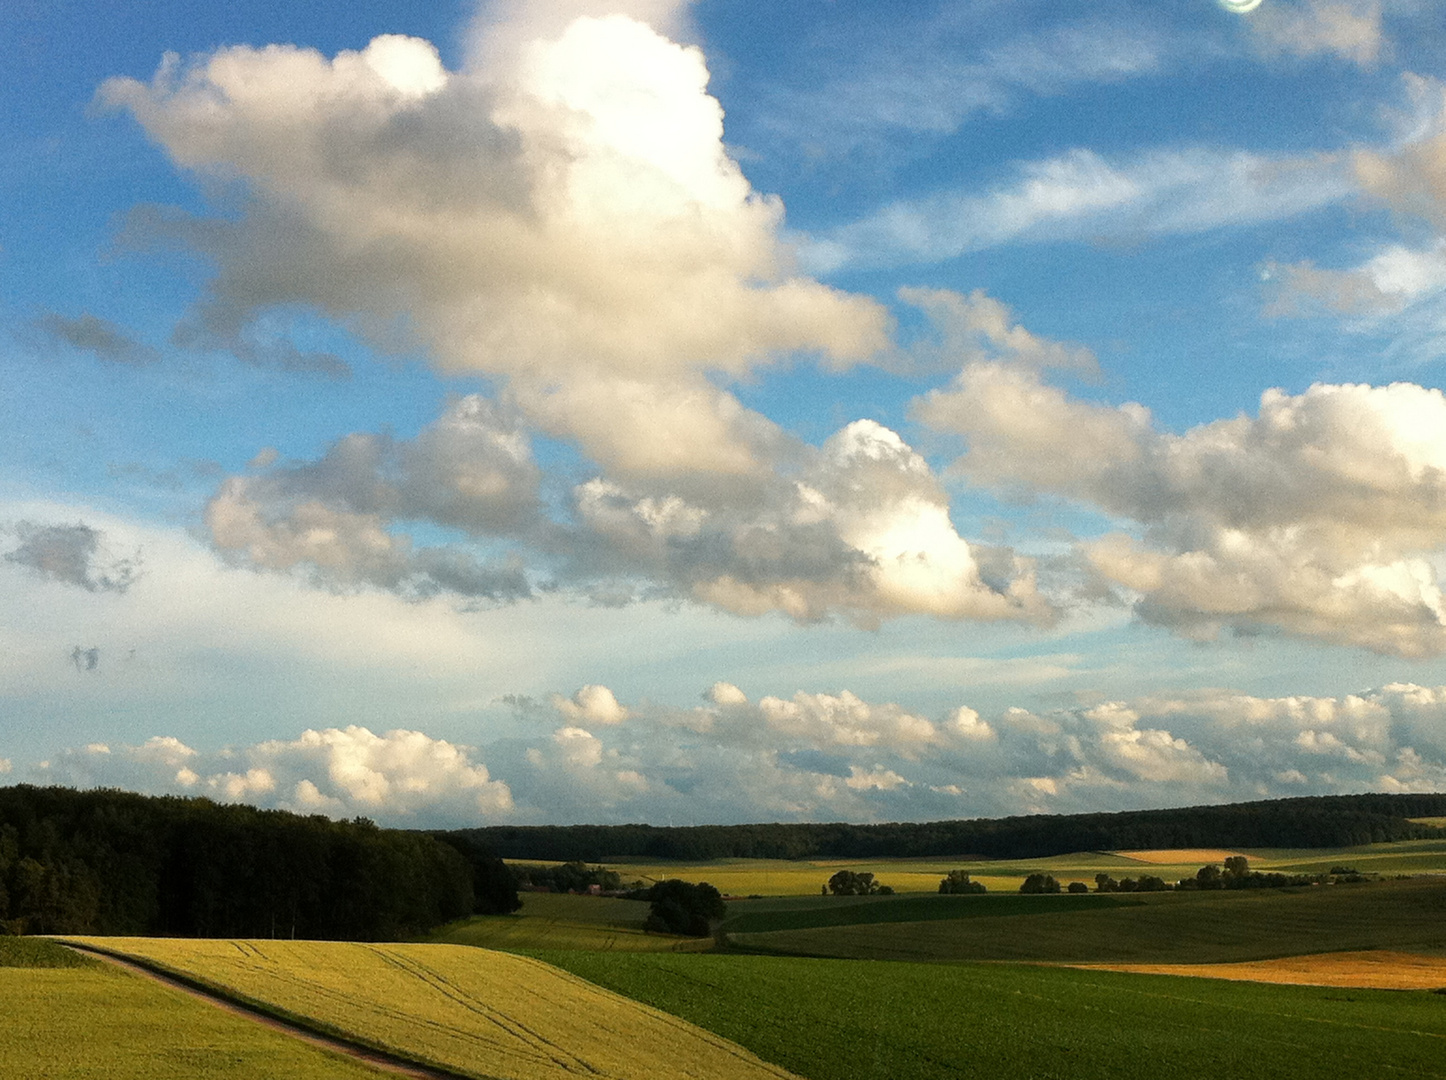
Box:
[28,679,1446,826]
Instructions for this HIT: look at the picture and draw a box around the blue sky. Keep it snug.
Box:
[6,0,1446,827]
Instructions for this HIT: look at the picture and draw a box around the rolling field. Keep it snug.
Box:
[428,891,712,952]
[727,877,1446,963]
[72,938,796,1080]
[0,940,381,1080]
[536,951,1446,1080]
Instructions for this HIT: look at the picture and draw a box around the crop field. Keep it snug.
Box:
[429,891,712,952]
[543,838,1446,897]
[727,876,1446,963]
[721,892,1136,934]
[1112,848,1246,864]
[535,951,1446,1080]
[71,938,796,1080]
[0,941,380,1080]
[1075,949,1446,990]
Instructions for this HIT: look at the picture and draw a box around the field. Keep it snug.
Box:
[1076,950,1446,990]
[0,939,381,1080]
[429,890,712,952]
[534,951,1446,1080]
[727,877,1446,963]
[69,937,795,1080]
[541,836,1446,896]
[13,842,1446,1079]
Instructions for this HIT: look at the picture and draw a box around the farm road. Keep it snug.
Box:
[57,942,478,1080]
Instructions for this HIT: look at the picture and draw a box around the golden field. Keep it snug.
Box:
[68,938,797,1080]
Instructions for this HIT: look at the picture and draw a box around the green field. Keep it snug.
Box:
[0,944,381,1080]
[728,877,1446,963]
[534,951,1446,1080]
[721,891,1137,934]
[72,938,794,1080]
[428,890,712,952]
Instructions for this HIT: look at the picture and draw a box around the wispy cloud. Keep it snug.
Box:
[809,145,1353,271]
[30,312,161,366]
[763,12,1176,154]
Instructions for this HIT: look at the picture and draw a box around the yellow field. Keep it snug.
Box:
[68,939,797,1080]
[509,840,1446,899]
[1070,950,1446,991]
[1112,849,1247,865]
[1410,817,1446,828]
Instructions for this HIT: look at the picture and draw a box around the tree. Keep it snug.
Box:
[827,870,886,896]
[644,880,725,937]
[1196,864,1224,890]
[939,870,986,894]
[1019,873,1060,894]
[1094,873,1118,893]
[1066,881,1089,894]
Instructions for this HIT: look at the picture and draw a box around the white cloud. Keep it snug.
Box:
[758,690,938,751]
[1248,0,1384,66]
[33,726,512,822]
[577,417,1053,625]
[550,726,605,768]
[102,15,888,473]
[919,359,1446,655]
[554,684,630,726]
[24,679,1446,824]
[764,13,1172,155]
[810,145,1352,272]
[705,681,748,706]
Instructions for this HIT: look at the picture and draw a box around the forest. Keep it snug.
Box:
[448,793,1446,862]
[0,785,515,938]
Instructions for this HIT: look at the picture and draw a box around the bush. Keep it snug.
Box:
[1019,873,1060,894]
[1066,881,1089,894]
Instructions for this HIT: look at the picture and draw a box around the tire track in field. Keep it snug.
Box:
[56,942,484,1080]
[364,946,605,1075]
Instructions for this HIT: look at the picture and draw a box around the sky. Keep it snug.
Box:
[5,0,1446,828]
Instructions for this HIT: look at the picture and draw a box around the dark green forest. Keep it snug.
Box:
[449,793,1446,862]
[0,785,515,938]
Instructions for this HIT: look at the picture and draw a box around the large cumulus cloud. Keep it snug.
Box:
[918,360,1446,655]
[102,18,887,475]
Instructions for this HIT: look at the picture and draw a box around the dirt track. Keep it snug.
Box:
[57,942,472,1079]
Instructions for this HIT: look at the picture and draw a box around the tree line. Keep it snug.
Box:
[0,785,517,938]
[445,793,1446,862]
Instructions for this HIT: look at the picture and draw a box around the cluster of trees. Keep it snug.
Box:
[1174,856,1327,891]
[1086,857,1362,895]
[640,879,725,936]
[1093,873,1170,893]
[508,861,628,894]
[0,785,517,938]
[449,794,1446,863]
[826,870,893,896]
[938,870,987,894]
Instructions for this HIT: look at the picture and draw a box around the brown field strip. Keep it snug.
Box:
[1111,849,1248,865]
[1067,950,1446,990]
